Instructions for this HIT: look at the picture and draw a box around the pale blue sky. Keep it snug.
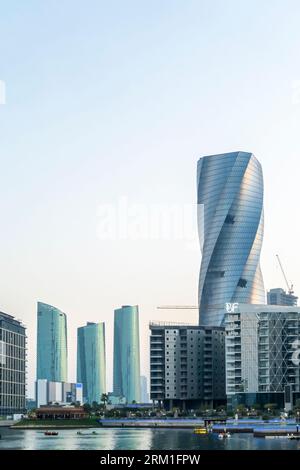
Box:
[1,0,300,396]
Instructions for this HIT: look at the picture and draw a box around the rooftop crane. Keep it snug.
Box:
[276,254,294,295]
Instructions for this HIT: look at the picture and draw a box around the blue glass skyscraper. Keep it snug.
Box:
[197,151,265,326]
[77,322,106,404]
[113,305,141,403]
[36,302,68,382]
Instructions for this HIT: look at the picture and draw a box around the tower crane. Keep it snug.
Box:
[276,254,294,295]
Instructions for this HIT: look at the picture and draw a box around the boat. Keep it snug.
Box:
[44,431,58,436]
[288,434,300,440]
[77,431,99,436]
[218,432,231,439]
[193,427,209,435]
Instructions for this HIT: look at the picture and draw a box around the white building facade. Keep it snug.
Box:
[225,303,300,409]
[36,380,83,408]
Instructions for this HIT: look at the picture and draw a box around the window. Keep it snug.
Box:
[238,278,247,288]
[225,214,235,224]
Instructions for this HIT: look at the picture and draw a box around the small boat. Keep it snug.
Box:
[218,432,231,439]
[44,431,58,436]
[77,431,99,436]
[193,427,208,435]
[288,434,300,440]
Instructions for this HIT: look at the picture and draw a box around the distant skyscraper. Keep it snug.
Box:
[77,322,106,404]
[36,302,68,382]
[113,305,141,403]
[267,288,298,307]
[140,375,149,403]
[0,311,26,416]
[197,151,265,326]
[35,379,83,408]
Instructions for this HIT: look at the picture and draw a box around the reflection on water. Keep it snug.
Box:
[1,427,300,450]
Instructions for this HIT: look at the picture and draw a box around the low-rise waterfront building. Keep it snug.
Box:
[36,405,88,420]
[107,392,126,405]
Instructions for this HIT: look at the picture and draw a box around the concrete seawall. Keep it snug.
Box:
[0,420,20,427]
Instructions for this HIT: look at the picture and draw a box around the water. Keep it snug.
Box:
[1,427,300,450]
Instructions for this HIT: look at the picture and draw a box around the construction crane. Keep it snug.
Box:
[276,254,294,295]
[157,306,198,309]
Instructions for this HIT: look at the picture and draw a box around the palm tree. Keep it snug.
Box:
[101,393,109,409]
[92,401,99,412]
[83,403,92,415]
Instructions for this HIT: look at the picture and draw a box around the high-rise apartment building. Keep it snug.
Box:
[150,322,226,409]
[225,304,300,409]
[77,322,106,404]
[113,305,141,403]
[267,288,298,307]
[36,302,68,382]
[0,312,26,416]
[197,151,265,326]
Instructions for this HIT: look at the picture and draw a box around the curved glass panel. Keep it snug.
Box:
[77,322,106,404]
[113,305,141,403]
[36,301,68,382]
[197,151,265,326]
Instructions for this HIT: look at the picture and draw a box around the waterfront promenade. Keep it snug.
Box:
[12,417,300,437]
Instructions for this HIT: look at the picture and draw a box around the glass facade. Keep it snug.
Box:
[77,322,106,404]
[36,302,68,382]
[197,151,265,326]
[113,305,141,403]
[140,375,149,403]
[0,312,26,415]
[267,288,298,307]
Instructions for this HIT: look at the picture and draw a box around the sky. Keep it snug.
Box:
[1,0,300,397]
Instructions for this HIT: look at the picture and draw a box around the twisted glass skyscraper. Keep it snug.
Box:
[36,302,68,382]
[197,151,265,326]
[77,322,106,404]
[113,305,141,403]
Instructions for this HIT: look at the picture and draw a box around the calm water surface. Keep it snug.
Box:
[1,427,300,450]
